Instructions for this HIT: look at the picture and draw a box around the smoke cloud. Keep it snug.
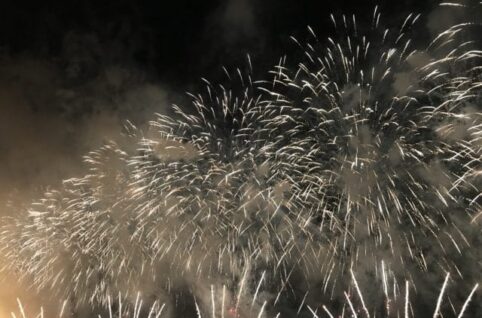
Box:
[0,33,170,312]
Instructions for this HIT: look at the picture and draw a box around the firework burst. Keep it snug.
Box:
[256,5,481,296]
[0,4,480,317]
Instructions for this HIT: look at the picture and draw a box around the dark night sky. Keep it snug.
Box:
[0,0,440,90]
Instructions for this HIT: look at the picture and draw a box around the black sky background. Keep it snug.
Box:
[0,0,440,92]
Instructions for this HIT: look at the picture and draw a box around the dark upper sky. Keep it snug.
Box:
[0,0,440,91]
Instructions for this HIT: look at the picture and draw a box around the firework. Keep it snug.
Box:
[0,4,480,317]
[255,5,481,297]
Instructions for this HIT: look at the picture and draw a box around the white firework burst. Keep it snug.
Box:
[0,5,480,317]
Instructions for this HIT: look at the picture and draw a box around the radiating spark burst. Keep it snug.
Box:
[257,6,481,296]
[0,5,480,317]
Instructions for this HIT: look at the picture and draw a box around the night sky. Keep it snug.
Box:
[0,0,442,89]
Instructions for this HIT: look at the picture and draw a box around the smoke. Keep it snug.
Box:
[427,0,481,34]
[0,33,170,313]
[0,55,168,202]
[219,0,257,43]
